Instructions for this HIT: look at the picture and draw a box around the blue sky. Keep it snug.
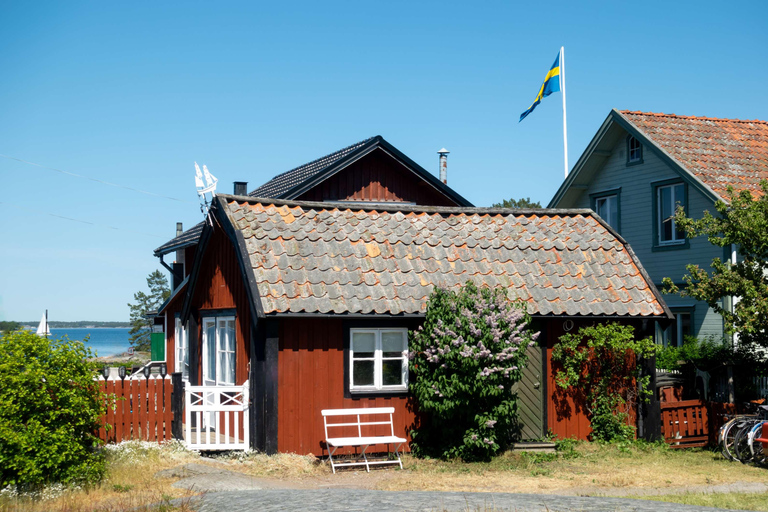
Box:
[1,1,766,321]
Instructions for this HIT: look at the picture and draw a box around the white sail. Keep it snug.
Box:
[35,312,51,336]
[194,162,206,194]
[202,165,218,195]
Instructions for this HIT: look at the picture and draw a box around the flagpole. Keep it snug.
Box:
[561,46,568,178]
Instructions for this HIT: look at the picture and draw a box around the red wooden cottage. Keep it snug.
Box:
[155,137,672,454]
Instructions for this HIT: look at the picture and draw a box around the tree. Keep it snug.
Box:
[409,282,539,461]
[662,181,768,349]
[551,323,655,442]
[491,197,542,209]
[128,270,170,351]
[0,321,20,335]
[0,330,106,489]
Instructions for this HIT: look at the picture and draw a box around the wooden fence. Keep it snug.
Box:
[97,374,182,443]
[660,400,737,448]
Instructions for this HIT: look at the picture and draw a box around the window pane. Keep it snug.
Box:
[382,331,406,357]
[205,322,216,382]
[352,332,376,355]
[352,360,374,386]
[382,359,404,386]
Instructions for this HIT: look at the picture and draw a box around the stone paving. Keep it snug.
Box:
[189,488,751,512]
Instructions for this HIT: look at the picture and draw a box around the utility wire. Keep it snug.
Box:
[0,153,197,205]
[0,201,166,239]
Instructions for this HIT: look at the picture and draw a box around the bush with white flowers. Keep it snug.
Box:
[409,282,539,461]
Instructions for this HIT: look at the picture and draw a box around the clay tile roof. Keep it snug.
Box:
[219,196,670,318]
[620,111,768,199]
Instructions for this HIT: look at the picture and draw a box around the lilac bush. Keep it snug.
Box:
[409,282,539,461]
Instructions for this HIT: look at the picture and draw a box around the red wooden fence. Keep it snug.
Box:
[660,399,709,448]
[98,376,174,443]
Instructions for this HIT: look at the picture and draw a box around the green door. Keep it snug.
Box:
[150,332,165,362]
[512,341,545,440]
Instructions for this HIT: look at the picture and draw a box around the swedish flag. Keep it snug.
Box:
[519,51,561,122]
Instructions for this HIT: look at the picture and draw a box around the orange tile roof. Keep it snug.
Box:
[220,196,670,318]
[620,111,768,199]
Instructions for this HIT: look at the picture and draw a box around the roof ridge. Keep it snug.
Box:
[252,135,378,189]
[221,193,595,217]
[620,110,768,125]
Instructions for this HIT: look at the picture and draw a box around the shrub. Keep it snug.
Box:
[0,330,106,490]
[552,323,655,442]
[409,282,539,461]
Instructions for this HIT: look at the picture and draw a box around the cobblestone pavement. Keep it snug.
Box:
[190,489,750,512]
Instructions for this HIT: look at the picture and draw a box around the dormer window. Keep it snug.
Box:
[627,136,643,165]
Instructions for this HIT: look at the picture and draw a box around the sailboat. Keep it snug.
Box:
[36,310,51,337]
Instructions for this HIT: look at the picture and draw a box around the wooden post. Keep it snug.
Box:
[148,377,157,442]
[171,372,185,440]
[265,319,279,455]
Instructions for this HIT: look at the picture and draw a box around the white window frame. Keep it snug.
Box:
[202,315,236,386]
[174,317,189,381]
[595,194,618,230]
[349,328,408,393]
[657,183,686,245]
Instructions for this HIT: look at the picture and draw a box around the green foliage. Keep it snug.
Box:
[491,197,542,209]
[0,330,106,490]
[0,321,20,334]
[662,180,768,349]
[409,282,539,461]
[128,270,171,351]
[552,323,655,442]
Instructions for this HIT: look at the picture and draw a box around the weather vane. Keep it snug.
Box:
[194,162,218,224]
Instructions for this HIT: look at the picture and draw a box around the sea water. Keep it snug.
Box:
[49,328,131,358]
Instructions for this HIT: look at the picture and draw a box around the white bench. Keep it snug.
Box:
[321,407,407,473]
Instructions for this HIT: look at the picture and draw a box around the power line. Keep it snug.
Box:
[0,153,197,205]
[0,201,166,239]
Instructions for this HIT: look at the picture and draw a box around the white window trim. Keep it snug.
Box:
[174,317,189,381]
[657,183,686,246]
[349,328,408,393]
[595,194,618,228]
[202,315,236,386]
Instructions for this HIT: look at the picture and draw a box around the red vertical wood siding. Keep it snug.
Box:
[190,228,251,387]
[296,150,458,206]
[546,319,640,440]
[277,318,416,456]
[163,294,184,375]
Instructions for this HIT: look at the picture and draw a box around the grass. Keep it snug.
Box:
[375,440,768,496]
[636,492,768,511]
[0,441,202,512]
[2,439,766,511]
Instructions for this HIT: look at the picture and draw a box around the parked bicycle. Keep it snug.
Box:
[719,402,768,465]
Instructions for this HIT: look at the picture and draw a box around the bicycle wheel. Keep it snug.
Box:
[748,421,768,466]
[720,418,741,461]
[733,419,760,463]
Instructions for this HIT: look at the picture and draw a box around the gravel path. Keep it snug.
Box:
[189,488,752,512]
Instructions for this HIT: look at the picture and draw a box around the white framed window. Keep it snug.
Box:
[202,315,236,386]
[350,328,408,393]
[594,194,619,230]
[628,136,642,164]
[174,317,189,381]
[658,309,693,347]
[657,183,686,245]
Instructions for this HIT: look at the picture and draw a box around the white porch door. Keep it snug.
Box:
[201,316,236,427]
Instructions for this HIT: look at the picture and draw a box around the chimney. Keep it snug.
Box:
[438,148,450,184]
[173,222,184,289]
[234,181,248,196]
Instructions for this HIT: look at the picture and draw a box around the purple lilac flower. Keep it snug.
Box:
[486,420,497,428]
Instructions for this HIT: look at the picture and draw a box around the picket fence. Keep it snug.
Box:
[97,375,177,443]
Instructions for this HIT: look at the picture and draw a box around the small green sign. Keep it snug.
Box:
[150,332,165,362]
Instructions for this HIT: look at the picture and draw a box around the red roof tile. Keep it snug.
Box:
[219,196,670,318]
[620,111,768,199]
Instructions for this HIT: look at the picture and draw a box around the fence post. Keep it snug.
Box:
[171,372,185,440]
[639,354,661,441]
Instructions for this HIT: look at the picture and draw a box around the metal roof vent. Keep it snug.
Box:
[438,148,450,184]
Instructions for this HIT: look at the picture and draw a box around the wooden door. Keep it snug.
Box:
[513,341,545,440]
